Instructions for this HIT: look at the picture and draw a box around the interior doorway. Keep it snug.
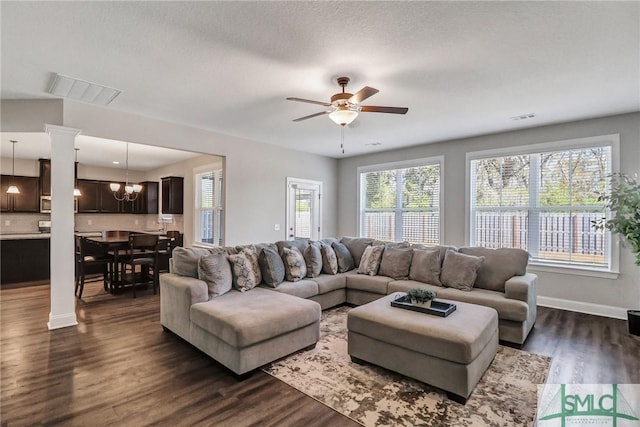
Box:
[286,177,322,241]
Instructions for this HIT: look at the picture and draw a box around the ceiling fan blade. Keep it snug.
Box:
[349,86,379,104]
[360,106,408,114]
[292,111,330,122]
[286,97,331,107]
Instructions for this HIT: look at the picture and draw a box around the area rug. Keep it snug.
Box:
[263,306,551,427]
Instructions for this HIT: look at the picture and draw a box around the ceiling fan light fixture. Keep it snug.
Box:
[329,108,358,126]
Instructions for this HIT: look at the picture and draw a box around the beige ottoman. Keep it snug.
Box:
[348,292,498,403]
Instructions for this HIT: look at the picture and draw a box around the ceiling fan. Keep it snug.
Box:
[287,77,408,126]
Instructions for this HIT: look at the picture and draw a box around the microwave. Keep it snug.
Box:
[40,196,78,213]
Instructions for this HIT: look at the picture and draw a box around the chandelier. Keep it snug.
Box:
[110,142,141,202]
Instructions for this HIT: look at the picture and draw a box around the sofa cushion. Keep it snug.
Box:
[440,250,484,291]
[197,252,233,298]
[171,247,213,278]
[340,237,374,267]
[347,274,393,294]
[268,279,319,299]
[458,247,529,292]
[304,241,323,278]
[320,241,338,275]
[258,248,285,288]
[276,239,310,256]
[190,288,320,348]
[409,248,443,286]
[312,270,355,294]
[435,287,529,322]
[227,247,261,292]
[378,247,413,280]
[387,279,443,295]
[332,242,354,273]
[282,247,307,282]
[358,244,384,276]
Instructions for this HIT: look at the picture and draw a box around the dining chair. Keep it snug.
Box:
[119,233,160,298]
[158,231,182,272]
[75,236,112,298]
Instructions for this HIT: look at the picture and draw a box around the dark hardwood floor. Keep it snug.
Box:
[1,280,638,426]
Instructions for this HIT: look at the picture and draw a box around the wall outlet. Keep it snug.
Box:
[135,219,139,225]
[274,224,280,231]
[4,220,10,226]
[87,220,92,226]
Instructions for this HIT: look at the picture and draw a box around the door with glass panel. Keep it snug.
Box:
[286,178,322,240]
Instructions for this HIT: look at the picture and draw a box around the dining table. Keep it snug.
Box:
[83,232,172,293]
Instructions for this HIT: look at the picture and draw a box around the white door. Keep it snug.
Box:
[286,178,322,241]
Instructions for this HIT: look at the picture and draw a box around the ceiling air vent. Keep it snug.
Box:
[47,73,122,106]
[510,113,536,121]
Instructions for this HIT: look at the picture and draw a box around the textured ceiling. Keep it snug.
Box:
[1,1,638,159]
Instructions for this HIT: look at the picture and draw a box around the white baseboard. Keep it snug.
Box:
[537,296,629,320]
[47,312,78,330]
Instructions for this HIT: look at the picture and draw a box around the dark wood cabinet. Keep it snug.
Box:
[77,180,100,213]
[0,175,40,213]
[134,181,159,214]
[39,159,51,196]
[99,182,122,213]
[0,238,50,284]
[162,176,183,214]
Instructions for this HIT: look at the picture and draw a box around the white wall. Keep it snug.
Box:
[61,100,338,246]
[337,112,640,315]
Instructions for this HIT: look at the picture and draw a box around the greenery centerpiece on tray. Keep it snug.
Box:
[593,173,640,336]
[406,288,437,307]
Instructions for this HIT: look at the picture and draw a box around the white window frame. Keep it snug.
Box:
[466,134,620,278]
[356,156,444,245]
[193,164,224,247]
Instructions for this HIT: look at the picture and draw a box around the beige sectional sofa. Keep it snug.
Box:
[160,237,537,377]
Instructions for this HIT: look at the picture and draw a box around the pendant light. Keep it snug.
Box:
[73,148,81,197]
[6,140,20,194]
[110,142,142,202]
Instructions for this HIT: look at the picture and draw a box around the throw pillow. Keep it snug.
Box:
[304,241,323,278]
[319,241,338,275]
[358,244,385,276]
[409,248,443,286]
[227,248,261,292]
[458,247,529,292]
[440,250,484,291]
[332,242,354,273]
[282,246,307,282]
[378,247,414,280]
[276,238,310,256]
[258,247,285,287]
[197,252,233,298]
[340,237,373,267]
[171,247,213,278]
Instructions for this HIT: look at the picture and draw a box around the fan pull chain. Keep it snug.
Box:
[341,126,345,154]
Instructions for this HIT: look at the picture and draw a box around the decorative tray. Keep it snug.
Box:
[391,295,457,317]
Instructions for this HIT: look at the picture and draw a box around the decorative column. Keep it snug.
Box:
[45,124,81,330]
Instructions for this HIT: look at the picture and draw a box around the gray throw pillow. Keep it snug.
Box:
[197,252,233,298]
[227,247,261,292]
[304,241,323,278]
[171,247,213,278]
[358,245,385,276]
[458,247,529,292]
[378,247,414,280]
[332,242,354,273]
[258,248,285,287]
[282,246,307,282]
[340,237,373,267]
[320,241,338,275]
[276,239,310,256]
[440,250,484,291]
[409,249,443,286]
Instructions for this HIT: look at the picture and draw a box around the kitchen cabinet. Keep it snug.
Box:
[77,180,101,213]
[0,238,50,284]
[39,159,51,196]
[162,176,183,214]
[0,175,40,213]
[136,181,159,214]
[99,181,122,213]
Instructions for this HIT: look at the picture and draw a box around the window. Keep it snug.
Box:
[195,169,223,246]
[358,158,442,244]
[468,135,619,270]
